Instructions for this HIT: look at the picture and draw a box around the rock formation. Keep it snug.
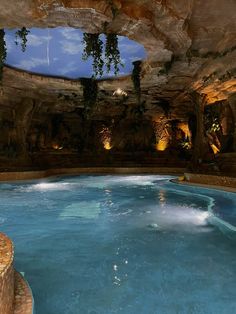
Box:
[0,0,235,173]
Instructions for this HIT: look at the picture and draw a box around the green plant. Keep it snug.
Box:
[82,33,104,77]
[105,34,123,75]
[204,106,221,134]
[15,27,30,52]
[0,29,7,81]
[106,0,120,19]
[82,32,123,77]
[80,78,98,116]
[131,60,142,104]
[180,138,191,150]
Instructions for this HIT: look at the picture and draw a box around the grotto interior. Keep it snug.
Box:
[0,0,235,178]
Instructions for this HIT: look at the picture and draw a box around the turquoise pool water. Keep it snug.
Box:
[0,175,235,314]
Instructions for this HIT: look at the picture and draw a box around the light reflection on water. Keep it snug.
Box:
[0,175,235,314]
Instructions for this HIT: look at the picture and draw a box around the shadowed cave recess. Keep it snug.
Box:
[0,0,235,175]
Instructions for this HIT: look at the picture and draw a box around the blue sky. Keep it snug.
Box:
[5,27,146,79]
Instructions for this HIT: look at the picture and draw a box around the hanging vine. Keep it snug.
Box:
[82,33,104,78]
[80,78,98,117]
[0,29,7,81]
[82,32,123,77]
[131,60,142,104]
[105,34,123,75]
[15,27,30,52]
[106,0,120,19]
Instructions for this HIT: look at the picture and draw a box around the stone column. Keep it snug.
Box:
[190,92,209,165]
[228,94,236,151]
[13,98,36,159]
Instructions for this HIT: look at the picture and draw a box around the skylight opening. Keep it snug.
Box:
[3,27,146,79]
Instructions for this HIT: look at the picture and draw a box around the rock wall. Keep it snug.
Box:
[0,0,235,170]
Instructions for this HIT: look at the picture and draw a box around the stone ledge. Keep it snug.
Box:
[184,173,236,190]
[13,272,33,314]
[0,233,15,314]
[0,233,14,277]
[0,167,186,182]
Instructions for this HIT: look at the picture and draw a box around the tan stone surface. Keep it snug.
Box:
[0,166,186,182]
[0,233,14,314]
[13,272,33,314]
[184,172,236,189]
[0,0,235,120]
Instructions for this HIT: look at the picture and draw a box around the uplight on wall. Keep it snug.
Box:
[210,144,220,154]
[156,139,168,151]
[100,127,112,150]
[52,143,63,150]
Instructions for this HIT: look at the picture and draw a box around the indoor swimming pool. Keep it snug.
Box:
[0,175,235,314]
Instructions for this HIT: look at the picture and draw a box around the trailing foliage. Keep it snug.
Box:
[131,60,142,104]
[82,32,123,77]
[82,33,104,77]
[80,78,98,117]
[106,0,120,19]
[0,29,6,81]
[15,27,30,52]
[105,34,123,75]
[204,105,221,134]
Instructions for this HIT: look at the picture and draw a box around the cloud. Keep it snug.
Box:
[58,61,78,75]
[59,28,82,42]
[27,34,52,47]
[60,40,84,55]
[129,56,143,62]
[119,43,143,55]
[13,57,48,70]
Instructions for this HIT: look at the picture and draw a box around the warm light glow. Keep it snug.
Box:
[156,139,168,151]
[211,144,220,154]
[100,127,112,150]
[178,122,191,139]
[153,121,170,151]
[113,88,127,97]
[52,143,63,150]
[104,141,112,150]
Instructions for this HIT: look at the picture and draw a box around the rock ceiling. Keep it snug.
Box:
[0,0,235,121]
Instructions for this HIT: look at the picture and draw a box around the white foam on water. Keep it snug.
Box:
[150,205,210,230]
[22,182,77,192]
[166,184,236,235]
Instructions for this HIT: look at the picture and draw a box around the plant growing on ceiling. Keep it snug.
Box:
[0,29,7,81]
[15,27,30,52]
[82,32,123,77]
[105,33,123,75]
[82,33,104,78]
[106,0,120,19]
[80,78,98,117]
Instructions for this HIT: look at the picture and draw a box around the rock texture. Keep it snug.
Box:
[0,0,235,106]
[0,0,235,170]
